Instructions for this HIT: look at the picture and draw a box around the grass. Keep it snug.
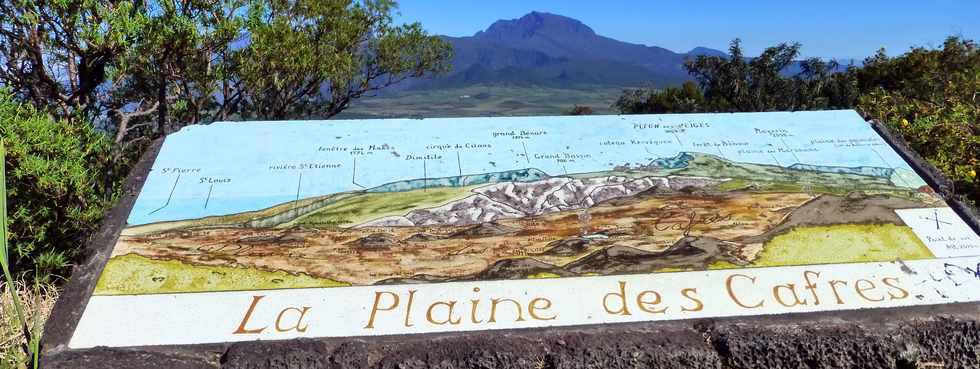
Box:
[0,282,56,369]
[94,254,349,295]
[291,184,480,228]
[1,139,43,369]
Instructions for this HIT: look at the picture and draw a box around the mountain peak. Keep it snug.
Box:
[476,11,596,40]
[686,46,728,58]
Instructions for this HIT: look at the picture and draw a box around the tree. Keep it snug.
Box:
[795,57,859,110]
[108,0,246,148]
[0,0,144,120]
[234,0,452,120]
[1,0,452,180]
[685,39,805,111]
[617,39,859,114]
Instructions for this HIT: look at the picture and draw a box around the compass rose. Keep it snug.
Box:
[920,209,952,230]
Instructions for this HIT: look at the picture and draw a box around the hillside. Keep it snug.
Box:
[338,85,624,118]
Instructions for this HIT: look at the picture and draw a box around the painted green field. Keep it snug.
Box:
[708,223,933,271]
[290,184,481,228]
[675,153,899,190]
[753,224,933,266]
[95,254,349,295]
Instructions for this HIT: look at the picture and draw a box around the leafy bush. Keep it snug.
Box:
[564,105,595,115]
[615,81,705,114]
[857,38,979,206]
[0,90,117,279]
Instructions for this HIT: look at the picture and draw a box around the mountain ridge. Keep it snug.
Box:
[412,12,726,90]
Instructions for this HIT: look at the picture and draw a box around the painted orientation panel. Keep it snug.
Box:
[70,110,980,348]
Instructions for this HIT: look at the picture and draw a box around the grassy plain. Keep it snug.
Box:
[337,85,626,118]
[290,184,482,228]
[754,224,934,265]
[95,254,349,295]
[707,223,933,272]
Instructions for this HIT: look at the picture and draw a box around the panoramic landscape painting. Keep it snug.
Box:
[92,111,954,295]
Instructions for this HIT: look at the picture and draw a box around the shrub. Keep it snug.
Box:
[857,38,979,206]
[0,90,118,279]
[564,105,595,115]
[614,81,705,114]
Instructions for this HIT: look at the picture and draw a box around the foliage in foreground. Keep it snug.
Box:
[615,37,979,206]
[856,39,979,205]
[0,91,118,279]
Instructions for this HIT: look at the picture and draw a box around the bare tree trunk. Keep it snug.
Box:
[221,77,229,121]
[157,74,168,136]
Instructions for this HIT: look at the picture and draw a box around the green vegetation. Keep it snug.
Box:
[339,85,624,118]
[754,224,933,266]
[564,105,596,116]
[0,91,118,278]
[614,81,705,114]
[616,37,979,206]
[292,185,479,228]
[1,0,452,127]
[95,254,349,295]
[857,39,979,206]
[236,0,452,119]
[1,139,43,369]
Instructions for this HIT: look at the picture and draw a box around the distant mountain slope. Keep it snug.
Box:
[366,168,549,193]
[413,12,726,89]
[788,163,894,179]
[599,152,904,191]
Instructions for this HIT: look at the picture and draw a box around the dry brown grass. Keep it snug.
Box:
[0,281,58,369]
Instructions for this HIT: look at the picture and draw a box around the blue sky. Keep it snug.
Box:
[394,1,979,59]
